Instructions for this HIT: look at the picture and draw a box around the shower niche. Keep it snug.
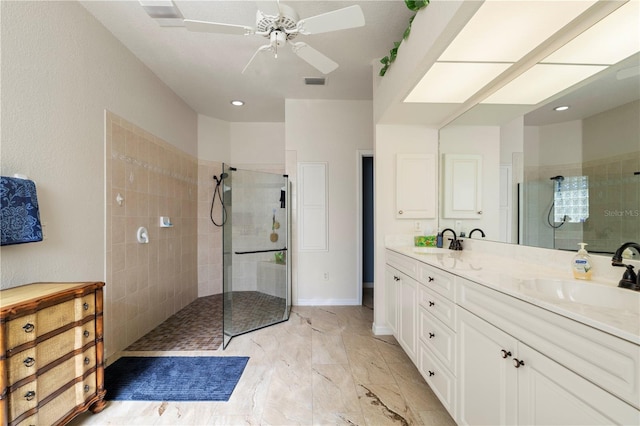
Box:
[219,165,291,348]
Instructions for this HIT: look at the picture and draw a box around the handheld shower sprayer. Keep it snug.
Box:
[547,175,567,228]
[210,172,229,227]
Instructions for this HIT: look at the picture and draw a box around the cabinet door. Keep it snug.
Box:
[457,308,517,426]
[398,274,418,361]
[396,154,436,219]
[385,266,399,334]
[443,154,482,219]
[517,342,640,426]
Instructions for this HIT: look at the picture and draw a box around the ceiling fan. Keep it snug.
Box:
[183,2,365,74]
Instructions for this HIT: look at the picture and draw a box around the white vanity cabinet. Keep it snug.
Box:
[386,250,419,361]
[417,262,458,417]
[384,267,399,335]
[457,278,640,425]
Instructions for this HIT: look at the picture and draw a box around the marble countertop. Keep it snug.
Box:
[387,246,640,345]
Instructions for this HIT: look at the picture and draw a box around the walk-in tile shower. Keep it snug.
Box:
[216,165,291,348]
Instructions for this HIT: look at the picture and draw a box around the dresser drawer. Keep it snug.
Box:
[419,306,456,374]
[36,299,76,336]
[419,284,456,331]
[6,314,37,349]
[35,382,77,426]
[75,294,95,318]
[419,342,456,417]
[7,347,37,385]
[8,381,38,422]
[38,348,95,402]
[77,371,97,404]
[417,262,455,301]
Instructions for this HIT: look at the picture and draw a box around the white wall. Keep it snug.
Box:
[285,100,373,305]
[373,124,439,332]
[1,1,197,289]
[198,114,230,163]
[230,122,285,169]
[583,100,640,162]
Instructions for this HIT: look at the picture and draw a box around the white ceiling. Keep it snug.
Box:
[80,0,415,122]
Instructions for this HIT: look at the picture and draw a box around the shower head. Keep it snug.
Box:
[213,172,229,184]
[550,175,565,182]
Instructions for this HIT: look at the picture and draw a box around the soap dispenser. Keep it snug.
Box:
[572,242,592,280]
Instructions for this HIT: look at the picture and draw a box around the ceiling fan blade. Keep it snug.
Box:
[297,5,365,35]
[256,0,281,18]
[184,19,254,35]
[290,42,338,74]
[242,44,274,74]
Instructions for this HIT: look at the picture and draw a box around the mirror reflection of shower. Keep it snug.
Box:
[548,175,567,229]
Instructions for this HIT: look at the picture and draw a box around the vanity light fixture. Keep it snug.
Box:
[554,105,570,112]
[230,100,245,106]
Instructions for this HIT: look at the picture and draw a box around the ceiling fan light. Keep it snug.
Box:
[230,100,245,107]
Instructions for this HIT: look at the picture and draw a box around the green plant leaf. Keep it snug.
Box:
[379,65,388,76]
[389,46,398,62]
[380,56,390,65]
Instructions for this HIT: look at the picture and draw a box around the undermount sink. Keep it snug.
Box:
[518,278,639,312]
[412,247,451,254]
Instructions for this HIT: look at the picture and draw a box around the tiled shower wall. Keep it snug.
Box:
[523,151,640,252]
[197,160,223,296]
[105,111,198,359]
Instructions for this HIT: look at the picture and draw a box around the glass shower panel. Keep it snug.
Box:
[222,166,290,348]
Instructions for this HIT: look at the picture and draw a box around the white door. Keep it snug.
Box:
[457,308,518,425]
[517,342,640,425]
[398,273,418,361]
[385,266,399,334]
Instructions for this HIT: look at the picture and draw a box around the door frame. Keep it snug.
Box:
[356,149,374,306]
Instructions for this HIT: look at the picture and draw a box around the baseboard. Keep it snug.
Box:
[371,322,394,336]
[295,298,360,306]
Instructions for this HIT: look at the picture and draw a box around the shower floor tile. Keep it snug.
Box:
[125,291,287,352]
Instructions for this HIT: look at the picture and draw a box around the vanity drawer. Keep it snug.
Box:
[417,262,455,301]
[419,342,456,417]
[419,306,456,374]
[419,284,456,331]
[387,250,418,280]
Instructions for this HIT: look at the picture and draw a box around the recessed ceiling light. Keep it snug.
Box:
[230,100,244,106]
[554,105,570,111]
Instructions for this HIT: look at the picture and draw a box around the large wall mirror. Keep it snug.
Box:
[439,53,639,254]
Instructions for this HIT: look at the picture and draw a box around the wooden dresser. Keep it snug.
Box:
[0,282,106,425]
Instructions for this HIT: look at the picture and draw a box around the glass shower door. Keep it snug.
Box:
[222,165,290,348]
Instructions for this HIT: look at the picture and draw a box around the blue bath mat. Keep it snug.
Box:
[105,356,249,401]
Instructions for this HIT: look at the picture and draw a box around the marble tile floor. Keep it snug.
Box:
[71,304,455,426]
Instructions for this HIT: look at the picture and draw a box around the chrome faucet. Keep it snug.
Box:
[469,228,485,238]
[612,242,640,291]
[441,228,462,251]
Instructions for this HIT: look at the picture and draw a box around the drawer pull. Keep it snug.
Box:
[23,323,35,333]
[84,302,90,310]
[398,210,403,215]
[429,332,435,339]
[428,301,435,307]
[84,357,90,365]
[23,357,35,367]
[84,384,90,393]
[428,276,434,282]
[513,358,525,368]
[428,370,435,377]
[394,276,400,281]
[24,390,36,401]
[84,330,90,338]
[500,349,512,359]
